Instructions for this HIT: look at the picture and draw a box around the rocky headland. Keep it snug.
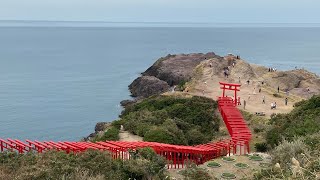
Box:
[89,52,320,139]
[128,52,319,101]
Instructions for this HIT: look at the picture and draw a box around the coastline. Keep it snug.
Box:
[87,52,320,140]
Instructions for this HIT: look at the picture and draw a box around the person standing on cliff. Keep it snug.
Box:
[243,100,246,109]
[277,86,280,93]
[285,97,288,106]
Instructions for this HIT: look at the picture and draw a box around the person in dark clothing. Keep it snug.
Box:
[243,100,246,109]
[277,86,280,93]
[285,98,288,106]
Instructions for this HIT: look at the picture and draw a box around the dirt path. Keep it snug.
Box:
[119,130,143,142]
[187,60,301,117]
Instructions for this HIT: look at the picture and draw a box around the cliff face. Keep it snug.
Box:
[129,52,221,98]
[143,52,221,86]
[129,76,170,97]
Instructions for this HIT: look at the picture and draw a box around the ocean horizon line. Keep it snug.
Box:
[1,20,320,28]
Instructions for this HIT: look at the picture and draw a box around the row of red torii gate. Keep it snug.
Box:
[0,82,251,169]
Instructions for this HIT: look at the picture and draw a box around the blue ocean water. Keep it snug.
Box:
[0,24,319,140]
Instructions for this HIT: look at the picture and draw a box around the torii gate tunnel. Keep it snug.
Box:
[0,82,251,169]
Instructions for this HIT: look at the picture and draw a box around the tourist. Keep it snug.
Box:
[285,97,288,106]
[243,100,246,109]
[274,102,277,109]
[271,102,274,109]
[223,69,229,78]
[238,97,241,105]
[238,76,241,83]
[262,96,265,104]
[277,86,280,93]
[259,88,261,93]
[247,80,250,85]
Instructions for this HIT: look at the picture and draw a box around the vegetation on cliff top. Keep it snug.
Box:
[253,95,320,179]
[115,95,220,145]
[266,95,320,147]
[0,148,167,180]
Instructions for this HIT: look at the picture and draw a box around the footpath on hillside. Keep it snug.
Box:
[185,57,307,117]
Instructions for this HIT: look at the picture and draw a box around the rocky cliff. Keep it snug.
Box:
[128,52,221,98]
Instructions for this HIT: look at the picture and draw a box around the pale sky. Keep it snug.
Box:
[0,0,319,23]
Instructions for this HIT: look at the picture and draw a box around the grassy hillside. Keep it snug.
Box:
[254,95,320,179]
[114,95,220,145]
[266,95,320,147]
[0,148,167,180]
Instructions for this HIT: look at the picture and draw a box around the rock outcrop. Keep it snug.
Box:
[83,122,111,141]
[143,52,221,86]
[129,76,170,97]
[128,52,221,98]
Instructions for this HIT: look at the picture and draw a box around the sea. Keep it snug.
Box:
[0,21,319,141]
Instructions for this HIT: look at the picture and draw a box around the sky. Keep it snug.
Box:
[0,0,319,23]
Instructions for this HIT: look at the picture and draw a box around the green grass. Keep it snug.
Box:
[221,172,236,179]
[234,163,249,169]
[207,161,221,168]
[259,162,272,168]
[120,95,220,145]
[222,157,236,162]
[249,154,264,161]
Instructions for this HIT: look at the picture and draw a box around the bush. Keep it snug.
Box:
[255,142,269,152]
[121,95,219,145]
[273,93,282,98]
[176,80,187,91]
[186,129,207,145]
[180,163,212,180]
[143,127,175,144]
[271,139,308,170]
[92,127,120,142]
[266,95,320,147]
[111,119,126,129]
[0,149,167,180]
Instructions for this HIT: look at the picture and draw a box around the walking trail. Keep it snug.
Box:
[186,59,303,117]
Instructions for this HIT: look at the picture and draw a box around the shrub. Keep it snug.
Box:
[121,95,219,145]
[255,142,269,152]
[93,127,120,142]
[143,127,175,144]
[0,149,167,179]
[271,139,308,170]
[111,119,126,129]
[180,163,212,180]
[176,80,187,91]
[266,95,320,147]
[186,129,207,145]
[273,93,282,98]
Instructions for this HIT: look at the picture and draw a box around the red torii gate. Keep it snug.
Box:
[219,82,241,106]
